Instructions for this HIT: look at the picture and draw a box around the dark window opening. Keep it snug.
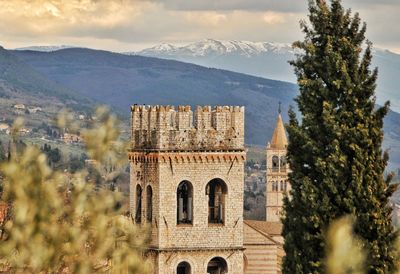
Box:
[177,181,193,225]
[146,185,153,223]
[206,179,227,224]
[280,156,287,167]
[272,156,279,171]
[177,261,191,274]
[135,185,142,224]
[207,257,228,274]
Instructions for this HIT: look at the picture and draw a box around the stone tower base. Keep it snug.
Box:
[146,248,244,274]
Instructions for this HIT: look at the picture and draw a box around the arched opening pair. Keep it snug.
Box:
[176,257,228,274]
[135,185,153,224]
[271,155,287,171]
[177,178,228,225]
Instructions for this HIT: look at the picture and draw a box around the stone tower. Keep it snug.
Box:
[129,105,245,274]
[266,107,290,223]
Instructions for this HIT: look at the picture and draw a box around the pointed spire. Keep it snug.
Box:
[269,105,288,150]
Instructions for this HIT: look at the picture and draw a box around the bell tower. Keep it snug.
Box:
[129,105,245,274]
[266,105,290,222]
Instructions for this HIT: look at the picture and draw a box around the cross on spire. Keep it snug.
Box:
[278,101,282,114]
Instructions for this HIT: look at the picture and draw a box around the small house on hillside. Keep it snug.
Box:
[0,123,9,132]
[62,133,82,144]
[13,104,25,109]
[28,107,42,113]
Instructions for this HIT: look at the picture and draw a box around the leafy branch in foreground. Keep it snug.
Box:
[0,107,149,273]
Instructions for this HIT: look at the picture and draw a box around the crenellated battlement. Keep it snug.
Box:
[130,105,245,151]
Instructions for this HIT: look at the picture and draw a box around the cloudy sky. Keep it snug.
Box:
[0,0,399,53]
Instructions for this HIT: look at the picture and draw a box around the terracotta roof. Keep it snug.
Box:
[244,220,282,236]
[269,114,287,149]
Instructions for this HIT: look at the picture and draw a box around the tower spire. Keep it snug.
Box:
[269,104,287,150]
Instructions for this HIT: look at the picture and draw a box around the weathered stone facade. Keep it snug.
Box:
[265,112,291,223]
[129,105,245,274]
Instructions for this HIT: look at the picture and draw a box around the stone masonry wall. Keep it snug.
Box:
[129,151,245,249]
[156,250,244,274]
[129,105,245,274]
[130,105,245,151]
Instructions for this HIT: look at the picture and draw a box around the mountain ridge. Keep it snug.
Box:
[129,39,400,113]
[4,46,400,169]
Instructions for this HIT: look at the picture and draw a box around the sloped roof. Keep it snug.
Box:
[269,114,287,149]
[244,220,282,236]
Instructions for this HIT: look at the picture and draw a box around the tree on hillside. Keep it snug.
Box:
[282,0,398,273]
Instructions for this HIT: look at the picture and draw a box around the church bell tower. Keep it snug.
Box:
[266,105,291,222]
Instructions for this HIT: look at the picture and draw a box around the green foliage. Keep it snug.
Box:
[282,0,398,273]
[0,108,149,273]
[41,144,61,167]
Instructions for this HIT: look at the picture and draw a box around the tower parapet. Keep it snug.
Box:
[130,105,245,151]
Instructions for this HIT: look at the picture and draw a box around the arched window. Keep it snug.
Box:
[207,257,228,274]
[135,185,142,224]
[280,156,286,167]
[284,180,288,192]
[272,156,279,171]
[146,185,153,223]
[177,261,191,274]
[177,181,193,225]
[280,181,284,191]
[206,179,227,224]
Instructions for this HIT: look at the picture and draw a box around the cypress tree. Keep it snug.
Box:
[282,0,398,273]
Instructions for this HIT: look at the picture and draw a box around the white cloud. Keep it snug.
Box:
[262,11,286,25]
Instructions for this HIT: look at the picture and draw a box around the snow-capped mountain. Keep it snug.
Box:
[131,39,400,113]
[134,39,298,58]
[14,45,75,52]
[126,39,299,84]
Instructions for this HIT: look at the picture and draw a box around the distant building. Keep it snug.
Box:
[78,114,85,120]
[243,220,284,274]
[265,109,290,222]
[19,128,30,135]
[13,104,25,110]
[0,123,9,132]
[27,107,42,113]
[62,133,82,143]
[243,108,289,274]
